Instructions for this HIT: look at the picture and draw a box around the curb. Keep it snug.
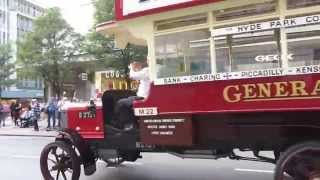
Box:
[0,120,58,138]
[0,134,56,137]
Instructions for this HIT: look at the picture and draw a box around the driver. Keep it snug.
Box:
[115,60,151,130]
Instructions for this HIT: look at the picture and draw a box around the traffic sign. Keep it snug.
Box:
[79,73,88,81]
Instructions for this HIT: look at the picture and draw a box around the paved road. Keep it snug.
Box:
[0,136,52,180]
[0,136,275,180]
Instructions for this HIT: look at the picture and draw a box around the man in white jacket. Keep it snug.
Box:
[115,61,151,130]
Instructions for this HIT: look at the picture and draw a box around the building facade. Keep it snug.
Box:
[95,70,139,97]
[0,0,45,99]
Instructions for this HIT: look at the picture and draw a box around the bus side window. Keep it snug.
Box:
[155,29,211,78]
[286,25,320,67]
[214,29,282,73]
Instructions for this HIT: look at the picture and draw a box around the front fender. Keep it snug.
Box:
[56,129,96,176]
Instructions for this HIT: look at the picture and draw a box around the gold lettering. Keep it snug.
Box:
[274,82,289,97]
[223,85,241,103]
[311,80,320,95]
[119,81,128,90]
[243,84,257,99]
[257,83,272,98]
[290,81,308,96]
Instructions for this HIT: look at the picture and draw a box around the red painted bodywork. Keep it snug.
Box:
[134,74,320,115]
[67,106,104,139]
[115,0,223,21]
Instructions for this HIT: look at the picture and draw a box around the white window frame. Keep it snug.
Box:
[151,0,320,85]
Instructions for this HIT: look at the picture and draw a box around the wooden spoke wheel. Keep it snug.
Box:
[40,141,81,180]
[275,142,320,180]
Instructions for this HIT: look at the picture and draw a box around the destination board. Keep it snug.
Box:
[155,65,320,85]
[116,0,221,20]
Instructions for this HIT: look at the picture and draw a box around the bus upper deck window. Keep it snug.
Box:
[155,29,211,78]
[214,1,276,21]
[214,29,282,73]
[287,26,320,67]
[155,14,207,31]
[287,0,320,9]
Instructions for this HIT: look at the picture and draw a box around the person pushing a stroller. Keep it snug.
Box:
[20,105,33,128]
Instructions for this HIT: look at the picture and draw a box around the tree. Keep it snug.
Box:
[18,8,83,98]
[93,0,114,24]
[0,44,15,98]
[83,32,147,80]
[84,0,148,83]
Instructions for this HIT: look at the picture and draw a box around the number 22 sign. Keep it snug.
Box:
[134,107,158,116]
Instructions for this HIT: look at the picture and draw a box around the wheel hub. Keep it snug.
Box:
[51,156,70,172]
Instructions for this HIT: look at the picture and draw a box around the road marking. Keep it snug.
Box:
[12,155,39,159]
[234,168,274,174]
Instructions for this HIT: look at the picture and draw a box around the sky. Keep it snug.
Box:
[35,0,95,34]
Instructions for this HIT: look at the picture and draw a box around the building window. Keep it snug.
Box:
[155,14,207,31]
[0,9,6,25]
[215,29,281,72]
[287,0,320,9]
[155,29,211,78]
[287,25,320,67]
[2,31,5,43]
[214,1,276,21]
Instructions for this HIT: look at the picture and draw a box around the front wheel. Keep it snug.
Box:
[274,141,320,180]
[40,141,81,180]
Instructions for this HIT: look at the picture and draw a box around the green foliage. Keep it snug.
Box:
[93,0,115,24]
[85,0,148,80]
[17,8,84,98]
[83,32,114,61]
[0,44,15,97]
[83,31,148,78]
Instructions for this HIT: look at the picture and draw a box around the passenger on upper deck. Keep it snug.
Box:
[115,60,151,130]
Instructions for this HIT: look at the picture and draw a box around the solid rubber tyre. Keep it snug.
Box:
[274,141,320,180]
[40,141,81,180]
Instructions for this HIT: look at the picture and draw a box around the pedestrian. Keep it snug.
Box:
[57,97,67,128]
[20,105,33,128]
[10,101,15,123]
[31,99,41,131]
[47,98,57,130]
[1,103,10,127]
[13,101,22,126]
[0,102,4,128]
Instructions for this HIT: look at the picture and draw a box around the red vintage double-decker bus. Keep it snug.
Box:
[40,1,320,180]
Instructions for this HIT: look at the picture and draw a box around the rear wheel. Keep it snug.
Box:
[274,142,320,180]
[40,141,81,180]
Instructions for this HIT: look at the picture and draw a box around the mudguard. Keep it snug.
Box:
[55,129,96,176]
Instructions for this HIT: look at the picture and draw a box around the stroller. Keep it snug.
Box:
[20,107,34,128]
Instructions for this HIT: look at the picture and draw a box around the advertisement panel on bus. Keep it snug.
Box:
[115,0,222,20]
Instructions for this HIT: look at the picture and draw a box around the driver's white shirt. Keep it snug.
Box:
[129,67,151,98]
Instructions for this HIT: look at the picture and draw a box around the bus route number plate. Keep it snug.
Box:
[134,107,158,116]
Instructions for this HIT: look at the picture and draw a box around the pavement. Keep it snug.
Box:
[0,116,58,137]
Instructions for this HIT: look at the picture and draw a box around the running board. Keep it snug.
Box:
[169,151,228,160]
[169,151,275,164]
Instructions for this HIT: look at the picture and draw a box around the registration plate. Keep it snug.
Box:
[79,111,96,119]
